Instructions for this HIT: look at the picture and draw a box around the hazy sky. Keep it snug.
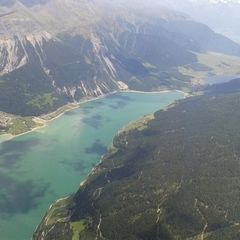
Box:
[159,0,240,43]
[188,0,240,3]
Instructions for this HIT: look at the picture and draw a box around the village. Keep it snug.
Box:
[0,111,12,132]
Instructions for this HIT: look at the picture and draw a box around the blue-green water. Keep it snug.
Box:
[0,91,184,240]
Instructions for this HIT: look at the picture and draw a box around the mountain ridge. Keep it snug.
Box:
[1,0,240,117]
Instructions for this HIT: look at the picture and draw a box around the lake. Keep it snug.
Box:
[0,91,184,240]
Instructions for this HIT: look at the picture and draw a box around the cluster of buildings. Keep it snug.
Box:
[0,111,11,131]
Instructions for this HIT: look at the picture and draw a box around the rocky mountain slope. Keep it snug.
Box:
[33,79,240,240]
[1,0,240,116]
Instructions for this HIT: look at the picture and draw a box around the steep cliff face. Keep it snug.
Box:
[33,81,240,240]
[1,0,240,116]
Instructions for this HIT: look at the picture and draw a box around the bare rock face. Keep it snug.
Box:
[0,32,52,75]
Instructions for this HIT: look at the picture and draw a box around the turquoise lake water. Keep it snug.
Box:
[0,91,184,240]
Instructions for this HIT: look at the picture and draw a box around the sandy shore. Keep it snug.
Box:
[0,89,187,144]
[123,89,190,97]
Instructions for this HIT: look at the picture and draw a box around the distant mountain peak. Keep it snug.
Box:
[1,0,240,116]
[208,0,240,4]
[188,0,240,4]
[0,0,49,7]
[18,0,49,7]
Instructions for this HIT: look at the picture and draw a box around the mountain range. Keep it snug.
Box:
[1,0,240,116]
[161,0,240,43]
[1,1,240,239]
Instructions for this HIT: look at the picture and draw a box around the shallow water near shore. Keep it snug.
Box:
[0,91,184,240]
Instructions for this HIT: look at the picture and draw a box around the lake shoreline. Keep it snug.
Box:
[0,89,185,240]
[0,89,188,144]
[32,90,186,238]
[0,92,117,143]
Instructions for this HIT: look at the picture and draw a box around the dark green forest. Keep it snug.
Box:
[33,79,240,240]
